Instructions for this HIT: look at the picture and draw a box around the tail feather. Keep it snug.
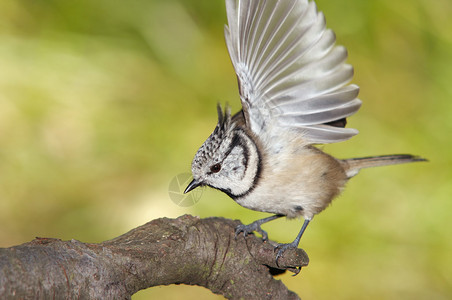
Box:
[342,154,427,178]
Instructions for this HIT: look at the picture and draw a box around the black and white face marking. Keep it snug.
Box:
[210,129,261,198]
[188,109,261,199]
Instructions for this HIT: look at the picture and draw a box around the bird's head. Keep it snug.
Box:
[185,105,261,199]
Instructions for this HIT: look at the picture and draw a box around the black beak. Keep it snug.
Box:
[184,179,201,194]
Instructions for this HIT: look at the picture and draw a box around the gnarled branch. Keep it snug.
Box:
[0,215,309,299]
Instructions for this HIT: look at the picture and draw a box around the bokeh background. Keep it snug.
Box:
[0,0,451,299]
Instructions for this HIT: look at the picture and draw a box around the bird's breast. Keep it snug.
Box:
[235,144,348,219]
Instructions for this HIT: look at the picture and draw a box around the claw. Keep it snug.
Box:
[274,242,298,267]
[234,215,284,242]
[275,219,311,266]
[234,224,249,238]
[235,223,268,241]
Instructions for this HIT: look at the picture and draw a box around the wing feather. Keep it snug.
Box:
[278,99,362,125]
[274,84,360,114]
[225,0,361,144]
[297,125,359,144]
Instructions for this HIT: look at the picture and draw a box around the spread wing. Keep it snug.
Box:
[224,0,362,144]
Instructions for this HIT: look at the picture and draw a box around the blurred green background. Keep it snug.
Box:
[0,0,451,299]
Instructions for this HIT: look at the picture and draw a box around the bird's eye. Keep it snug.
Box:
[210,163,222,173]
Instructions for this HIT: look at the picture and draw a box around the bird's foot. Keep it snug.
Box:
[275,241,299,267]
[235,222,269,241]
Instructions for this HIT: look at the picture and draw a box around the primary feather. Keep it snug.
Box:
[224,0,361,144]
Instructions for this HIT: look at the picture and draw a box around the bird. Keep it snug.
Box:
[183,0,426,264]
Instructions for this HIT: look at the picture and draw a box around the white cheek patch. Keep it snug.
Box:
[221,130,260,198]
[224,147,246,180]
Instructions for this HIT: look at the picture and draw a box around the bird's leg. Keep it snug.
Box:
[275,219,310,266]
[235,214,284,241]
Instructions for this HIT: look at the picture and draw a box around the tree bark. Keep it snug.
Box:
[0,215,309,299]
